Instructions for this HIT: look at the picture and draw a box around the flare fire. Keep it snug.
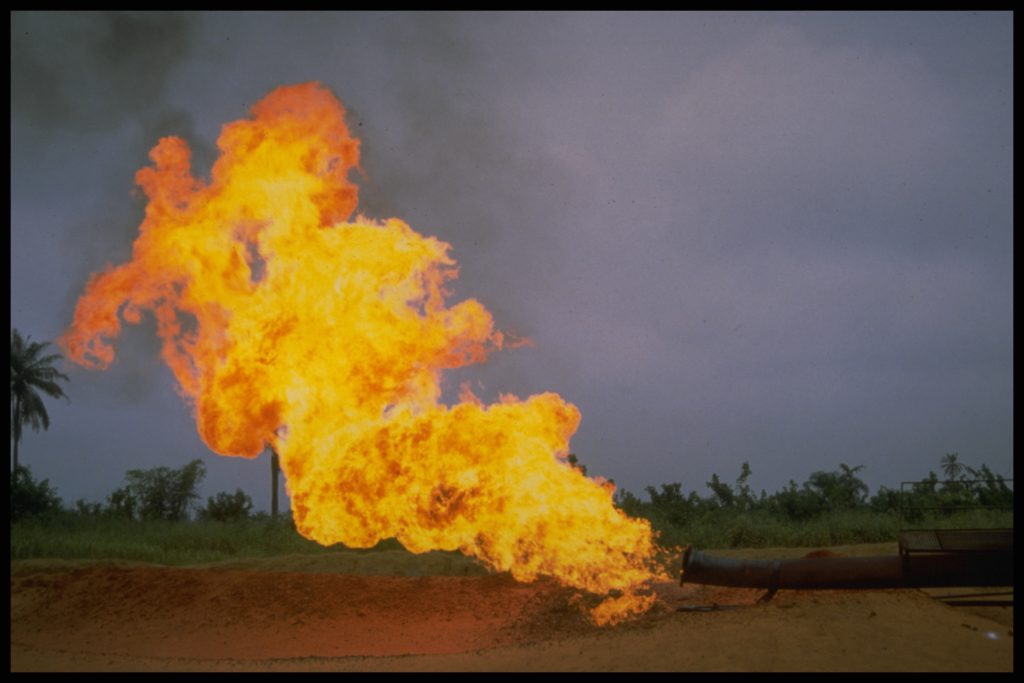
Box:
[60,83,663,624]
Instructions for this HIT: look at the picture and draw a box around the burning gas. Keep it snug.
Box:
[60,82,663,623]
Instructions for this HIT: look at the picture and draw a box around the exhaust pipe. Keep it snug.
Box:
[680,545,1013,590]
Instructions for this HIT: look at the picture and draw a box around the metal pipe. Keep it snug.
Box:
[680,545,1013,589]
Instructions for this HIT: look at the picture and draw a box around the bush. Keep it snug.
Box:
[74,498,103,516]
[616,456,1011,549]
[869,486,902,515]
[11,465,64,521]
[200,489,254,522]
[766,481,828,521]
[105,486,137,519]
[107,459,207,521]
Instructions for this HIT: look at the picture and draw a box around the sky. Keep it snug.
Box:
[10,11,1013,514]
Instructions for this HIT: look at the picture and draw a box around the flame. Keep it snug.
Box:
[60,82,663,624]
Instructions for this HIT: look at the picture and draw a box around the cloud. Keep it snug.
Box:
[682,244,1006,371]
[645,23,958,218]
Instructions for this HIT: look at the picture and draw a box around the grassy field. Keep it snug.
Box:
[10,509,1011,571]
[649,508,1013,550]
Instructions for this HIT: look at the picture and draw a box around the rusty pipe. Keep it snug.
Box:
[680,545,1013,589]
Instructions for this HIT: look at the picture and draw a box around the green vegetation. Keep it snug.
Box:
[199,488,254,522]
[7,331,1010,562]
[10,514,336,565]
[10,328,70,475]
[9,452,1012,566]
[10,459,421,566]
[110,459,208,522]
[614,453,1012,549]
[9,512,488,575]
[10,465,64,522]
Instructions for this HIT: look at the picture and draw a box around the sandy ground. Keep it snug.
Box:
[10,543,1013,671]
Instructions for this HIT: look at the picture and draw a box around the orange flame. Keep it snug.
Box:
[60,82,663,624]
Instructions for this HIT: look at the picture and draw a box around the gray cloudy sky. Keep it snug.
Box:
[11,11,1013,513]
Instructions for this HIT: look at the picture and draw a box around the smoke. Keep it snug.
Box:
[13,12,216,402]
[334,14,581,403]
[12,12,201,134]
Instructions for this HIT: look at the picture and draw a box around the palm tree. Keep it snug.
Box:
[10,329,70,477]
[836,463,868,507]
[940,452,964,481]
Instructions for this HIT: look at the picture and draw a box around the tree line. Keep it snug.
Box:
[611,452,1013,530]
[11,460,257,524]
[9,328,1013,536]
[13,449,1011,530]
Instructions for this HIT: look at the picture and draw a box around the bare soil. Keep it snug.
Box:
[10,543,1012,671]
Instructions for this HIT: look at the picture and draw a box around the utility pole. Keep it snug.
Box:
[271,446,280,520]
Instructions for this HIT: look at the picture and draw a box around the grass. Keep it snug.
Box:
[12,514,397,566]
[11,509,1011,572]
[649,508,1013,551]
[10,514,492,576]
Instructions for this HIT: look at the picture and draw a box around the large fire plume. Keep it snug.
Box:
[60,83,663,623]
